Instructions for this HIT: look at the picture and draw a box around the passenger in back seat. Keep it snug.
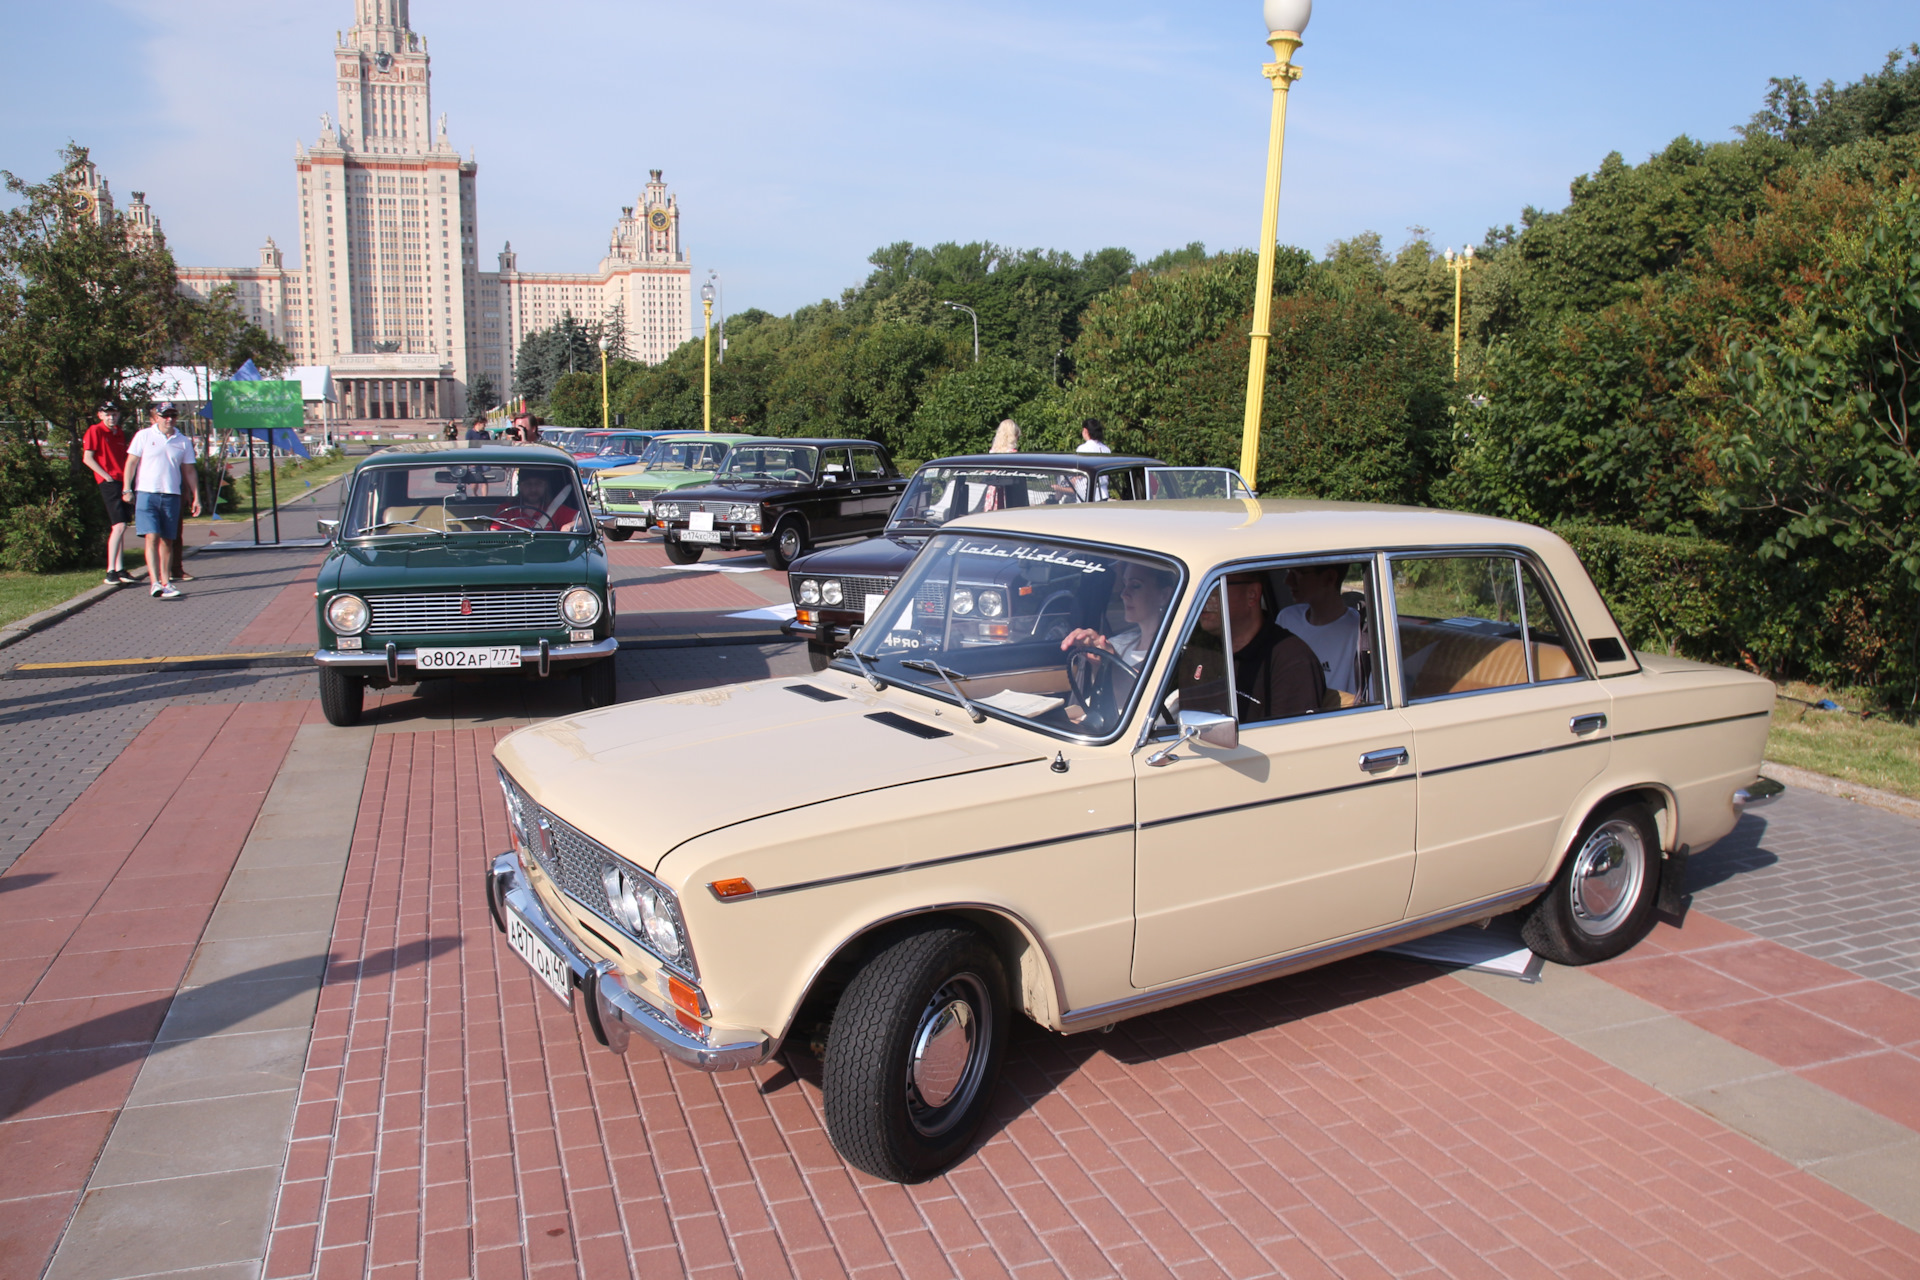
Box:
[1280,563,1364,697]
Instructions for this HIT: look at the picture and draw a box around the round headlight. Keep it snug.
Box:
[636,883,684,961]
[728,503,759,522]
[326,593,369,635]
[822,580,844,606]
[656,502,679,519]
[601,865,685,963]
[978,590,1005,619]
[561,587,602,626]
[799,579,821,606]
[952,589,974,616]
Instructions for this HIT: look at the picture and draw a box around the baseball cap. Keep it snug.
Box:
[154,401,177,417]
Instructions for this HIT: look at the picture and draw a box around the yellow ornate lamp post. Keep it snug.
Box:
[597,335,610,430]
[1445,245,1474,380]
[701,281,715,432]
[1238,0,1312,490]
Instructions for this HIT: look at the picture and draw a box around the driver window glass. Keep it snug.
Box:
[1161,560,1381,731]
[852,450,885,480]
[820,448,852,481]
[1392,555,1532,701]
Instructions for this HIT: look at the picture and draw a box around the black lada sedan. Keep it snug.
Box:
[783,453,1251,668]
[650,438,905,569]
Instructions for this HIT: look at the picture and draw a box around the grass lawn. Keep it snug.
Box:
[0,550,147,629]
[1768,680,1920,800]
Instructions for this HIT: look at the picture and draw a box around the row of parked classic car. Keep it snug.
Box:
[309,429,1779,1186]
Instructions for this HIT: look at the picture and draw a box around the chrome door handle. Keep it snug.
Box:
[1360,747,1409,773]
[1570,713,1608,735]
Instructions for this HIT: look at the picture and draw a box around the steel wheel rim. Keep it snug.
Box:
[1569,818,1646,937]
[778,527,802,560]
[905,973,990,1137]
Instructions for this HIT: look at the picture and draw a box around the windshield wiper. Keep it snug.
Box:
[900,659,985,723]
[833,646,886,691]
[361,520,444,537]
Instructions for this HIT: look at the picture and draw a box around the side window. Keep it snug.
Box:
[819,448,852,483]
[1521,564,1580,681]
[851,449,885,480]
[1392,555,1534,701]
[1160,559,1382,730]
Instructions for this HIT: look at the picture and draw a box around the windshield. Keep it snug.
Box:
[719,444,818,483]
[639,438,733,473]
[342,462,590,537]
[594,435,652,458]
[891,466,1088,528]
[849,533,1181,740]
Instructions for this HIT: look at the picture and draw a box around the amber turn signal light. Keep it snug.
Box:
[667,974,704,1020]
[709,877,756,900]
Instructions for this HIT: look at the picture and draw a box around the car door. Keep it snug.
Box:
[810,447,854,540]
[1389,552,1612,918]
[1131,557,1418,989]
[844,448,898,531]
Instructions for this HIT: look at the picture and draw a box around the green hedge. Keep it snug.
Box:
[1554,523,1755,664]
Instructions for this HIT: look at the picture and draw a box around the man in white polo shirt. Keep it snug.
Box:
[123,403,202,599]
[1279,562,1365,699]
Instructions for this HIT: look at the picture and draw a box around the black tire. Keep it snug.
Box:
[807,642,834,672]
[1522,800,1662,965]
[318,667,364,727]
[822,924,1009,1183]
[606,528,634,542]
[763,520,806,571]
[663,538,704,565]
[580,656,618,708]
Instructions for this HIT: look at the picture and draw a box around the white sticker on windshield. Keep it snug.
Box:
[953,542,1109,574]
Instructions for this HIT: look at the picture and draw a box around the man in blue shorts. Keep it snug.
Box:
[123,403,202,599]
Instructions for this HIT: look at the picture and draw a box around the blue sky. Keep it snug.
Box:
[2,1,1914,321]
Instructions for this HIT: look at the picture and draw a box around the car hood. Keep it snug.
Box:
[493,679,1045,875]
[789,533,926,580]
[599,470,720,494]
[666,479,804,503]
[323,535,598,592]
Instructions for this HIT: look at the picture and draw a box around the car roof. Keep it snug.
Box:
[945,498,1561,561]
[917,452,1163,473]
[648,432,767,443]
[353,446,583,469]
[729,438,884,450]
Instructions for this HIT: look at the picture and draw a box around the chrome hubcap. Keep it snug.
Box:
[1569,818,1646,937]
[905,973,989,1136]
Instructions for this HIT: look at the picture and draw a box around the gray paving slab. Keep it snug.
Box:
[85,1089,299,1187]
[1689,788,1920,994]
[46,1168,282,1280]
[124,1028,310,1107]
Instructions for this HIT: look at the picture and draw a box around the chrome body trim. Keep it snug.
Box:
[315,637,618,669]
[1732,776,1785,810]
[486,852,772,1072]
[1055,885,1546,1033]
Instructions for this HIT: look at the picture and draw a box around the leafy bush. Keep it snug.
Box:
[0,436,93,572]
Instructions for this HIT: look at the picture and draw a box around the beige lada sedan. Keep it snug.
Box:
[486,501,1777,1182]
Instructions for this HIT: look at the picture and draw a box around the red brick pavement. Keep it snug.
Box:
[232,552,328,649]
[1594,913,1920,1132]
[266,729,1920,1279]
[0,701,313,1277]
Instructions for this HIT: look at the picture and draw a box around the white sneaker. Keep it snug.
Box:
[155,584,182,599]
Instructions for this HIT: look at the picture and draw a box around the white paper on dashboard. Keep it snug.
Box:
[975,689,1065,718]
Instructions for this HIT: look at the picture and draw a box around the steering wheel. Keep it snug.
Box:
[1064,641,1142,735]
[489,504,549,532]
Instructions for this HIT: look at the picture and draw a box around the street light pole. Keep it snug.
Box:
[709,270,724,365]
[598,334,610,430]
[940,301,980,362]
[1445,245,1474,380]
[701,281,715,432]
[1238,0,1312,491]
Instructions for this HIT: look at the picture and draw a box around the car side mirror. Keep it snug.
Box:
[318,518,340,540]
[1145,709,1238,766]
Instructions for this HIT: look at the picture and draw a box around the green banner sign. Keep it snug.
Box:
[211,380,304,433]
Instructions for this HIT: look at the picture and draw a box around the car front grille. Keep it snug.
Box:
[368,589,562,635]
[602,488,650,506]
[789,573,897,610]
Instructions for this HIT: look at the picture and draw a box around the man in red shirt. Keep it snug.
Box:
[81,404,134,584]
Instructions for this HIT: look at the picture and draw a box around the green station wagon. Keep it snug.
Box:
[313,448,619,726]
[588,431,766,541]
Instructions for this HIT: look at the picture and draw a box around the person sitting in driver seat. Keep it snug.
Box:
[496,468,580,531]
[1179,573,1323,722]
[1058,563,1177,669]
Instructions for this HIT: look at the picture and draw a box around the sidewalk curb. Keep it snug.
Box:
[0,471,345,652]
[1761,760,1920,823]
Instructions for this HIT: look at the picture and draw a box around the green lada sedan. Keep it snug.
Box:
[313,448,619,726]
[589,432,766,540]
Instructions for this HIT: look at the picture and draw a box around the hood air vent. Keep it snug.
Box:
[865,711,951,740]
[786,684,846,703]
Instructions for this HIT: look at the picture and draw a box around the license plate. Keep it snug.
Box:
[682,530,721,544]
[506,906,572,1005]
[417,646,521,670]
[689,511,715,531]
[616,516,649,527]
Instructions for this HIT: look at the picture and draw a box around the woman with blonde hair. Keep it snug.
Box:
[988,418,1020,453]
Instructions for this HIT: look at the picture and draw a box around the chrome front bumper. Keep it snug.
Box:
[315,636,619,671]
[484,851,773,1072]
[1732,776,1786,811]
